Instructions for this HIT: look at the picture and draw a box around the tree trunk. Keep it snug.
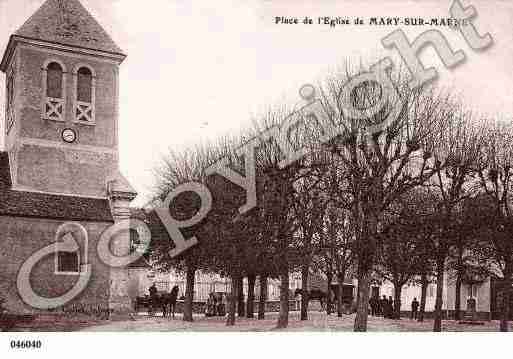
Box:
[236,276,245,317]
[226,274,239,326]
[454,247,464,321]
[258,275,267,320]
[393,283,402,319]
[183,265,196,322]
[454,270,462,321]
[301,265,309,320]
[433,258,445,332]
[354,205,377,332]
[277,269,290,329]
[500,263,512,332]
[246,274,256,318]
[418,274,428,322]
[354,263,371,332]
[326,271,333,315]
[337,272,345,317]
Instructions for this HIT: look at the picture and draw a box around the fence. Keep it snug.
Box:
[160,274,300,302]
[169,280,233,301]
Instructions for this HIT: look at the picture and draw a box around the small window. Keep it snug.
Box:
[468,284,478,298]
[7,72,14,109]
[54,223,88,276]
[74,65,95,124]
[46,62,63,99]
[57,251,79,273]
[6,68,15,133]
[77,67,92,103]
[42,60,66,122]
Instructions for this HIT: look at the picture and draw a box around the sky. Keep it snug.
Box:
[0,0,512,206]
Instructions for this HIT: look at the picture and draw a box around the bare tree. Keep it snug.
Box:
[151,146,218,322]
[152,139,250,325]
[291,183,326,320]
[476,121,513,332]
[377,197,427,319]
[249,108,328,328]
[319,73,454,331]
[312,149,356,317]
[446,202,482,322]
[390,188,437,322]
[429,113,485,331]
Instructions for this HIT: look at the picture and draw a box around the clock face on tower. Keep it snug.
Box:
[61,128,77,143]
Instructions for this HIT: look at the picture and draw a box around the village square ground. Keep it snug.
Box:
[8,312,508,332]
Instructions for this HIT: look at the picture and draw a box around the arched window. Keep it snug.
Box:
[46,62,63,99]
[5,63,16,134]
[74,65,95,124]
[77,67,92,103]
[55,223,88,276]
[42,60,66,122]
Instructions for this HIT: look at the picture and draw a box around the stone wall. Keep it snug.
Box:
[16,46,118,148]
[0,216,112,314]
[9,45,119,197]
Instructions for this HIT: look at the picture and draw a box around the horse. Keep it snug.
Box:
[294,288,328,311]
[160,286,180,319]
[134,286,180,318]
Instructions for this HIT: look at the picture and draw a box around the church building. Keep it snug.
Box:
[0,0,138,315]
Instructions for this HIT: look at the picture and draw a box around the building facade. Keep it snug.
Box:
[379,277,492,319]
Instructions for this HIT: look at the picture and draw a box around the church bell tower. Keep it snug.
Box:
[0,0,134,199]
[1,0,137,314]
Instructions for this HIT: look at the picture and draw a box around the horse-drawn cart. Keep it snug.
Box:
[134,286,180,318]
[294,284,355,313]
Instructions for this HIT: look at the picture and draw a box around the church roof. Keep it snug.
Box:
[0,152,114,222]
[14,0,124,55]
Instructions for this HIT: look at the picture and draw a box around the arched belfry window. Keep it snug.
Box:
[42,60,66,122]
[77,67,92,102]
[5,61,16,134]
[74,65,96,124]
[47,62,63,98]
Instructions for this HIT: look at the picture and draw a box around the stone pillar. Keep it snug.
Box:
[107,172,137,317]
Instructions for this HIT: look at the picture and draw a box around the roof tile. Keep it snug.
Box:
[15,0,124,55]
